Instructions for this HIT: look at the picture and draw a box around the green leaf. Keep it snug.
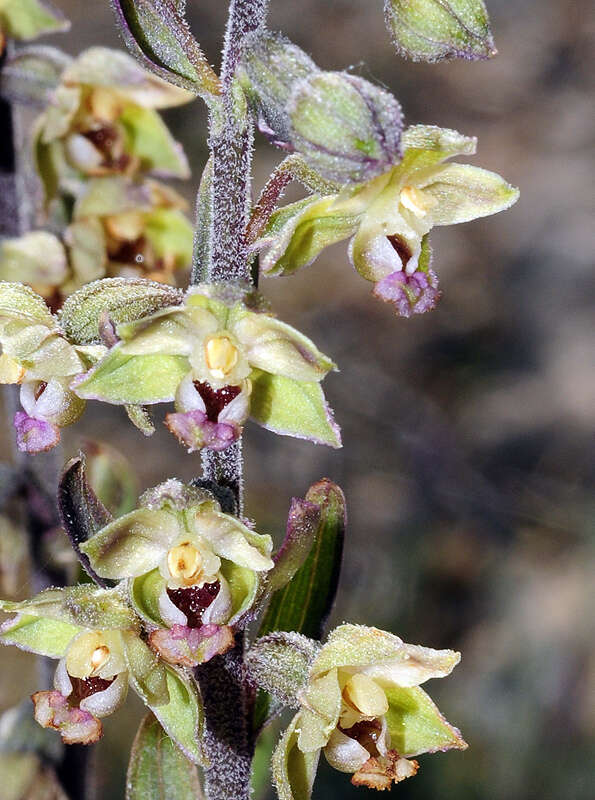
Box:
[267,498,321,594]
[191,157,213,283]
[122,630,169,706]
[119,105,190,178]
[126,713,204,800]
[250,369,341,448]
[272,712,320,800]
[254,481,345,730]
[59,278,183,345]
[384,685,467,756]
[0,615,79,658]
[112,0,220,98]
[149,666,206,766]
[73,346,189,405]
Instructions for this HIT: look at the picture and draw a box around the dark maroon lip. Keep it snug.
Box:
[194,382,241,422]
[67,675,115,707]
[167,581,221,628]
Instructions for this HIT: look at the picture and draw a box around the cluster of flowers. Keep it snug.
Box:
[0,47,194,306]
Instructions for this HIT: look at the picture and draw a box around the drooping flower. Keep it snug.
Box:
[80,480,274,667]
[73,283,340,451]
[258,124,519,317]
[273,624,466,796]
[0,282,103,452]
[34,46,192,208]
[0,584,204,760]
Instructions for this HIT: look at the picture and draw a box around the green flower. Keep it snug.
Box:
[258,124,519,317]
[74,284,340,451]
[273,624,466,796]
[34,46,192,207]
[0,584,204,760]
[80,480,274,666]
[0,282,103,452]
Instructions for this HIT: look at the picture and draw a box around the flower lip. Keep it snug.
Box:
[194,381,242,423]
[166,581,220,628]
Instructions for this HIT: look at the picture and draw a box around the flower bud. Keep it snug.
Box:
[384,0,495,62]
[238,30,319,147]
[287,72,403,184]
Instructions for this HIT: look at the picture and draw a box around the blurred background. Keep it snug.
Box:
[1,1,594,798]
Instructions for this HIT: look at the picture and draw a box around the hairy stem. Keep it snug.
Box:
[190,3,272,798]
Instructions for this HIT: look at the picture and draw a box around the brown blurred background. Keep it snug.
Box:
[1,1,594,798]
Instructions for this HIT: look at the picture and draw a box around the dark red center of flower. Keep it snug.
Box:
[167,581,220,628]
[109,236,146,265]
[340,719,383,757]
[387,234,412,268]
[193,382,241,423]
[68,676,115,707]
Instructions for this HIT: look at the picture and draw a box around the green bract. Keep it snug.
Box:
[258,124,519,317]
[73,284,341,450]
[273,624,466,797]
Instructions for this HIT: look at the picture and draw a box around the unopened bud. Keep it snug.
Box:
[288,72,403,184]
[384,0,495,63]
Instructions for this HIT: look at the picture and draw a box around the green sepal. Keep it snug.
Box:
[126,713,203,800]
[250,369,341,448]
[0,0,69,42]
[59,278,183,345]
[119,104,190,177]
[148,665,207,766]
[73,346,189,405]
[144,208,193,268]
[80,507,179,579]
[122,629,169,706]
[0,585,136,630]
[0,615,79,659]
[272,712,320,800]
[130,569,165,628]
[384,684,467,756]
[219,560,258,624]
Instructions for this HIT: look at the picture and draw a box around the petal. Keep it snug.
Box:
[299,669,342,747]
[324,728,369,773]
[80,671,128,717]
[232,312,336,381]
[312,624,404,676]
[149,623,234,667]
[418,163,520,226]
[165,409,240,453]
[13,412,60,453]
[80,508,179,579]
[32,690,102,745]
[194,511,273,571]
[359,643,461,687]
[260,195,359,276]
[401,125,477,161]
[118,306,217,356]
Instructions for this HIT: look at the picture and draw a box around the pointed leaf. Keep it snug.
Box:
[112,0,220,98]
[58,454,113,586]
[59,278,183,345]
[250,369,341,448]
[127,713,204,800]
[267,498,321,594]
